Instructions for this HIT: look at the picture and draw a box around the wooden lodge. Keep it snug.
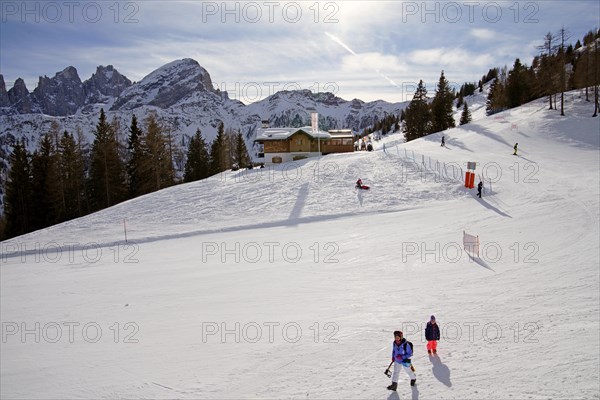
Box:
[254,125,355,164]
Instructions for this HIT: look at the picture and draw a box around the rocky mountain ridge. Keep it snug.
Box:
[0,58,407,151]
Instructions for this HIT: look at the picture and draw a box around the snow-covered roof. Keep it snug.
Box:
[255,126,331,141]
[328,129,354,138]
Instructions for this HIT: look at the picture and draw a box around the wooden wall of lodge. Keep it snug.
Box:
[262,133,354,154]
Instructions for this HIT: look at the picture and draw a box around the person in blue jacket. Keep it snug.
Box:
[425,315,441,354]
[387,330,417,391]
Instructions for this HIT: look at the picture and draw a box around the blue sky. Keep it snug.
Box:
[1,1,598,103]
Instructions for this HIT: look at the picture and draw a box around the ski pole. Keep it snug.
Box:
[384,360,393,377]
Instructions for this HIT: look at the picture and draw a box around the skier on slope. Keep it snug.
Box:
[477,181,483,198]
[387,331,417,391]
[441,135,445,147]
[425,315,440,355]
[513,142,518,155]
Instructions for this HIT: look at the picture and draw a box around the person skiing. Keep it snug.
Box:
[441,135,445,147]
[387,330,417,391]
[425,315,440,355]
[477,180,483,198]
[513,142,518,155]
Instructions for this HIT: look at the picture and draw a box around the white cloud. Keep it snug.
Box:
[407,48,494,69]
[470,28,497,41]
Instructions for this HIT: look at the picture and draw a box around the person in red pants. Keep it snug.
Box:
[425,315,440,355]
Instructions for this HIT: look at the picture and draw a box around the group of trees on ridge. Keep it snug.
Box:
[402,28,600,143]
[1,110,250,239]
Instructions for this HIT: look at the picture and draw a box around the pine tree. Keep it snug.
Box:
[594,40,599,117]
[507,58,532,108]
[126,114,145,197]
[4,141,32,238]
[456,94,463,109]
[88,108,127,211]
[30,134,62,229]
[430,71,456,133]
[557,27,572,116]
[486,69,509,116]
[140,112,175,193]
[233,131,251,169]
[58,131,87,220]
[460,101,472,125]
[403,80,431,142]
[184,128,210,182]
[209,122,228,175]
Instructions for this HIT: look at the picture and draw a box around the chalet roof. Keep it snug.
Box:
[328,130,355,138]
[255,126,331,141]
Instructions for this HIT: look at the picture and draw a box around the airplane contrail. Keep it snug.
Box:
[325,32,400,89]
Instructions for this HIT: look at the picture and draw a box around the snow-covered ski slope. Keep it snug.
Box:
[1,91,599,399]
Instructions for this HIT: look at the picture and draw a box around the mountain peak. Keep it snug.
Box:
[32,66,84,116]
[111,58,216,111]
[0,74,9,107]
[84,65,131,103]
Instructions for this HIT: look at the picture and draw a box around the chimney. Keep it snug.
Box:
[261,120,269,129]
[311,112,318,133]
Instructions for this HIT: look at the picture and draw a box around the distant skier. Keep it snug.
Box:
[513,142,518,155]
[425,315,440,355]
[367,142,373,152]
[477,181,483,198]
[441,136,445,147]
[387,330,417,391]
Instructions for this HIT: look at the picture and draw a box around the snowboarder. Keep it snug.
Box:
[477,181,483,198]
[513,142,518,155]
[425,315,440,355]
[387,330,417,391]
[441,136,445,147]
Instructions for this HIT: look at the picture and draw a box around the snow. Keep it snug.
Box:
[1,91,599,399]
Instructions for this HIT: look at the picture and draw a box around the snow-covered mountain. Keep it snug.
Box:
[1,90,598,399]
[0,59,407,153]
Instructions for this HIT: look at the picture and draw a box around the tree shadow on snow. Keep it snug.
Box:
[288,182,309,224]
[430,354,452,387]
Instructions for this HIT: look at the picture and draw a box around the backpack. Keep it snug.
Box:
[403,340,414,356]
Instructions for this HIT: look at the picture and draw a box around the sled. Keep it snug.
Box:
[356,185,370,190]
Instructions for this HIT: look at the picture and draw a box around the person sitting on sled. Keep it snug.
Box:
[356,178,363,188]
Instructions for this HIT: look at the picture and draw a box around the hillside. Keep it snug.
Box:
[1,91,599,399]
